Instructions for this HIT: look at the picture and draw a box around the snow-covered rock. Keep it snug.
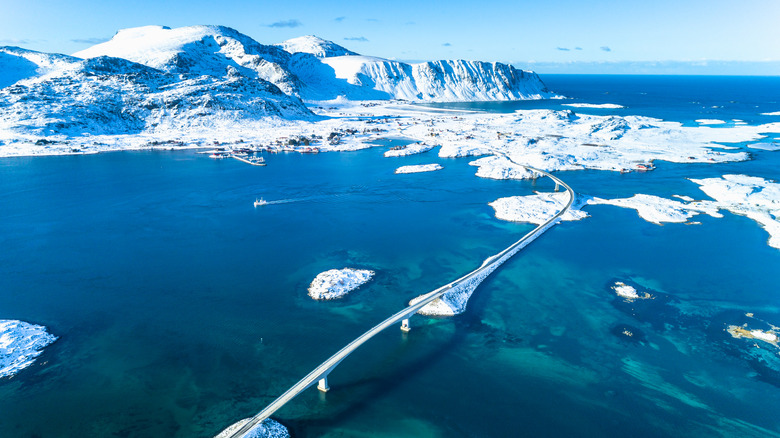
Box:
[395,163,442,174]
[308,268,374,300]
[214,418,290,438]
[321,56,557,102]
[469,155,535,180]
[1,320,57,378]
[562,103,624,109]
[276,35,358,58]
[383,142,434,157]
[611,282,652,302]
[727,325,779,346]
[0,46,78,88]
[489,191,588,224]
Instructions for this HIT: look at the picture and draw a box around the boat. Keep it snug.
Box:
[254,198,268,207]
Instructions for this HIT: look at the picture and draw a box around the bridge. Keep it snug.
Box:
[221,160,574,438]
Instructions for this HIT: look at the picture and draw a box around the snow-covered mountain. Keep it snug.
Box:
[0,45,311,137]
[318,56,554,101]
[73,25,555,102]
[1,25,557,140]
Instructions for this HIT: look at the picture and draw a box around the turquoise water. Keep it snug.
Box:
[2,76,780,437]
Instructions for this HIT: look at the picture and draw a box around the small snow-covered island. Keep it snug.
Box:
[0,320,57,379]
[308,268,375,300]
[395,163,443,174]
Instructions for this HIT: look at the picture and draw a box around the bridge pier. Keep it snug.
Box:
[555,182,560,192]
[400,318,411,332]
[317,376,330,392]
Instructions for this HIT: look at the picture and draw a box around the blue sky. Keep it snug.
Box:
[1,0,779,74]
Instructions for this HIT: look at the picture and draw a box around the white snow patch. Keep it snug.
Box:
[611,282,652,301]
[748,142,780,151]
[469,155,535,180]
[275,35,358,58]
[384,142,434,157]
[395,163,442,174]
[489,192,588,224]
[588,194,722,224]
[691,174,780,249]
[563,103,624,109]
[0,320,57,378]
[751,330,778,343]
[308,268,374,300]
[761,111,780,116]
[696,119,726,125]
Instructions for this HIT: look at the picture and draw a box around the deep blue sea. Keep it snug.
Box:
[1,75,780,437]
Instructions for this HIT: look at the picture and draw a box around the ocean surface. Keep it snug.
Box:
[2,75,780,437]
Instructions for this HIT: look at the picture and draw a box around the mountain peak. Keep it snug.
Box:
[277,35,359,58]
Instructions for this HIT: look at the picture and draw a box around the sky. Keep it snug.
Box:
[1,0,779,74]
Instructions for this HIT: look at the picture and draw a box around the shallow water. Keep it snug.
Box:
[2,76,780,437]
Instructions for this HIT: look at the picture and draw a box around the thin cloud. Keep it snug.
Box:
[267,19,302,28]
[600,46,612,52]
[366,18,379,22]
[557,47,570,51]
[575,47,583,51]
[72,37,109,44]
[344,37,368,42]
[0,38,33,45]
[334,16,346,22]
[404,21,416,25]
[443,43,452,47]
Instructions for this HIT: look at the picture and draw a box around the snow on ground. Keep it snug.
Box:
[588,194,722,224]
[4,100,780,175]
[748,142,780,151]
[383,142,434,157]
[691,174,780,249]
[214,418,290,438]
[395,164,442,174]
[582,175,780,250]
[469,155,534,180]
[0,320,57,378]
[562,103,624,109]
[308,268,374,300]
[489,191,588,224]
[696,119,727,125]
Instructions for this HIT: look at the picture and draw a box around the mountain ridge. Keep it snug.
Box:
[1,24,556,141]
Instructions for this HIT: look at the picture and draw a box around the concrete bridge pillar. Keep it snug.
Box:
[318,376,330,392]
[555,182,560,192]
[401,318,411,332]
